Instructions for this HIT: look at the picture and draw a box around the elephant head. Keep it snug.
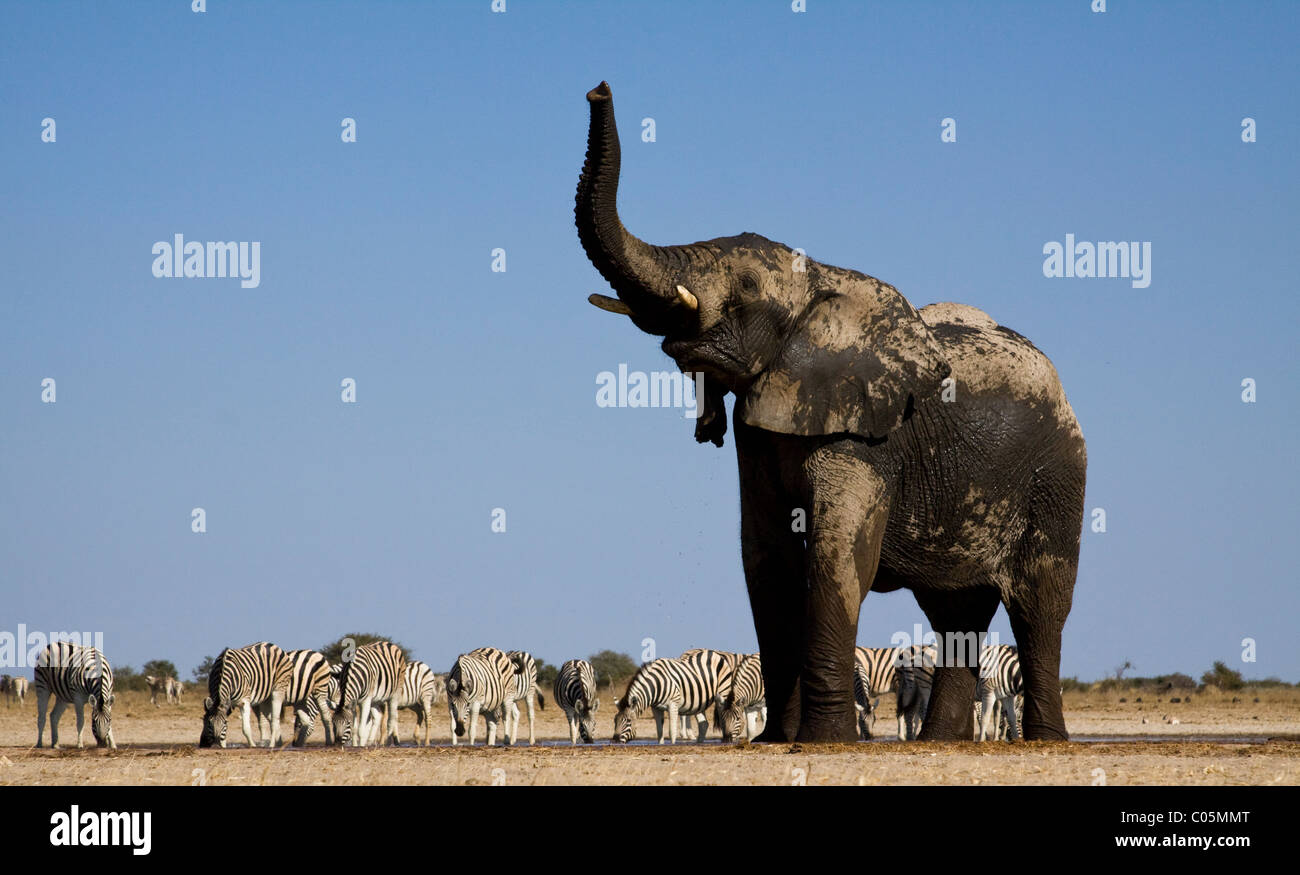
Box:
[576,82,951,442]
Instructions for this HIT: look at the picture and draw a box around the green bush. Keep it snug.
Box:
[320,634,412,664]
[1200,661,1244,691]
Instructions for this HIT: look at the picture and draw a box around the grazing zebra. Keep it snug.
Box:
[677,648,739,739]
[200,642,292,749]
[447,647,515,746]
[501,650,546,746]
[977,645,1024,741]
[332,641,406,747]
[553,659,600,744]
[282,649,334,746]
[363,660,440,746]
[719,653,766,742]
[1,675,28,707]
[613,654,729,744]
[854,645,936,740]
[34,641,117,749]
[895,646,937,741]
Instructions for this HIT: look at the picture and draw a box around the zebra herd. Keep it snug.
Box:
[21,637,1030,749]
[144,674,184,707]
[854,643,1026,742]
[1,674,30,706]
[611,648,767,744]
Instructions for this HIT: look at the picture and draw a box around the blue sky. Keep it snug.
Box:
[1,1,1297,684]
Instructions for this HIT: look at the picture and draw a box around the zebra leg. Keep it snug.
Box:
[914,586,1000,741]
[1002,694,1020,741]
[664,705,677,744]
[568,709,579,745]
[469,701,481,746]
[526,696,536,745]
[318,692,334,746]
[35,687,50,747]
[50,697,70,749]
[356,695,373,747]
[978,686,997,741]
[268,691,285,748]
[72,700,87,749]
[240,700,256,747]
[694,713,708,743]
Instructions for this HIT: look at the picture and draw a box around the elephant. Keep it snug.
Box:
[574,82,1087,742]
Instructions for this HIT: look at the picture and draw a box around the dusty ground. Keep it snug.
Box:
[2,689,1297,785]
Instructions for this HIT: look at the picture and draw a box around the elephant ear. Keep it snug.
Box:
[736,277,950,440]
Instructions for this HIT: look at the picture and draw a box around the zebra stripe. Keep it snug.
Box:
[364,660,440,746]
[553,659,599,744]
[896,646,937,741]
[719,653,766,742]
[677,648,739,739]
[447,647,514,746]
[613,653,730,744]
[502,650,546,746]
[977,645,1023,741]
[34,642,116,750]
[854,645,936,740]
[283,649,334,747]
[201,642,292,748]
[332,641,406,747]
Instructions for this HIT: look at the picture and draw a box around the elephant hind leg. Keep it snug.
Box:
[1003,554,1074,741]
[915,585,1001,741]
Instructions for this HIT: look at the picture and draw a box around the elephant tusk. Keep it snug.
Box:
[675,285,699,310]
[588,293,634,315]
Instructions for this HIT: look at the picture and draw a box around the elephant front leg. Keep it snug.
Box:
[736,426,806,742]
[794,464,888,743]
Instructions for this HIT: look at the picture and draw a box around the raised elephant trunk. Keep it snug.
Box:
[576,82,699,330]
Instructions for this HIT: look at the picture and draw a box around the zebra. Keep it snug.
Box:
[34,641,117,749]
[612,654,729,744]
[719,653,766,742]
[200,642,292,748]
[332,641,406,747]
[977,644,1023,741]
[502,650,546,746]
[1,675,29,707]
[362,660,440,746]
[854,645,936,740]
[447,647,515,746]
[553,659,599,744]
[896,646,937,741]
[169,678,184,704]
[677,648,739,739]
[145,675,166,707]
[282,649,334,746]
